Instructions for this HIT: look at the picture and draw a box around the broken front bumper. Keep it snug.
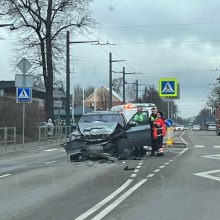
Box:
[62,139,111,157]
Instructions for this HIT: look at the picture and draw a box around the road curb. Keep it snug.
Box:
[0,143,62,158]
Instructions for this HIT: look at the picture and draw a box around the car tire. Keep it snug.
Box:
[69,154,80,162]
[117,139,132,160]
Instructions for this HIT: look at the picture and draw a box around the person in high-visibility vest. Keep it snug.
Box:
[149,107,158,156]
[133,106,148,124]
[153,111,166,156]
[133,106,147,157]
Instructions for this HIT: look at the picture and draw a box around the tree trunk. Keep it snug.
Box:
[44,0,54,121]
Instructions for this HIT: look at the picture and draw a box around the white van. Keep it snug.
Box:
[111,103,156,122]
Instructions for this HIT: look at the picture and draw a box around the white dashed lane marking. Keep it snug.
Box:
[0,174,12,178]
[43,148,58,152]
[130,174,137,178]
[136,166,141,169]
[154,169,160,173]
[134,169,139,173]
[194,145,205,148]
[159,166,165,169]
[147,174,155,178]
[45,161,57,165]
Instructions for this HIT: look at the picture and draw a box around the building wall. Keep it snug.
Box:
[85,86,123,110]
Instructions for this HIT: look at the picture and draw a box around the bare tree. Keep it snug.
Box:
[0,0,93,120]
[98,90,109,110]
[85,86,94,99]
[74,84,94,106]
[112,77,123,95]
[207,85,220,107]
[126,83,136,101]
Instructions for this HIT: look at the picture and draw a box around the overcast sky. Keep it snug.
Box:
[1,0,220,118]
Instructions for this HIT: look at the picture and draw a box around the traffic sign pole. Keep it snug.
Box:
[22,102,25,148]
[16,57,32,148]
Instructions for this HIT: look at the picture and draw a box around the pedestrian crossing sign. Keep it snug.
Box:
[16,88,32,102]
[159,78,178,97]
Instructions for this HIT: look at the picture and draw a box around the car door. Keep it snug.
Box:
[125,111,151,147]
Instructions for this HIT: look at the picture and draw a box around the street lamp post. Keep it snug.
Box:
[66,31,98,129]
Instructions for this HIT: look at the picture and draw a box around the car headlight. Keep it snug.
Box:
[69,133,81,140]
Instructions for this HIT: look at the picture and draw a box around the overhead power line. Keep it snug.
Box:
[115,39,220,45]
[95,21,220,29]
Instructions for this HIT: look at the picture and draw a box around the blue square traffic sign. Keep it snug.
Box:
[17,88,32,102]
[159,78,178,97]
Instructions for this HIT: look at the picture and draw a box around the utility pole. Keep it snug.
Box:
[122,67,135,104]
[136,79,138,102]
[66,31,70,128]
[113,67,135,104]
[109,53,112,110]
[109,53,125,110]
[66,31,98,128]
[134,80,145,102]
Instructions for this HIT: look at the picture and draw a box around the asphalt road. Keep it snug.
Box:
[1,130,220,220]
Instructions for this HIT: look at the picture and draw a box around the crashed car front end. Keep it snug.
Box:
[62,122,123,160]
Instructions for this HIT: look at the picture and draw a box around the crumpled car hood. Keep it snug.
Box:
[79,122,119,135]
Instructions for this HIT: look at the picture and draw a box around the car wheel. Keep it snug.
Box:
[117,139,132,160]
[69,154,80,162]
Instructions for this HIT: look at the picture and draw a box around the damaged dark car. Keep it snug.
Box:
[62,111,152,161]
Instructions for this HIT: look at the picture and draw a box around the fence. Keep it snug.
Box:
[0,127,16,146]
[38,126,71,146]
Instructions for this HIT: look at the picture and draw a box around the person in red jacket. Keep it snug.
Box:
[153,111,166,156]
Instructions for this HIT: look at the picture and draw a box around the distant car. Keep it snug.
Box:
[184,126,191,130]
[174,124,185,131]
[192,125,201,131]
[207,124,216,131]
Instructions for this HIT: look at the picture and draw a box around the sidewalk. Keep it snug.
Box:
[0,138,66,157]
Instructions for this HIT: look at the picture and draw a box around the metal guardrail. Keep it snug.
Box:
[0,127,16,146]
[38,126,71,146]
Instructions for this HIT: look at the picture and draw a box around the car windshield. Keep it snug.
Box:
[2,1,220,220]
[80,114,122,124]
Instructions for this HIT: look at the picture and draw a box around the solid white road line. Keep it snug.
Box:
[0,174,12,178]
[194,145,205,148]
[194,169,220,182]
[179,148,189,155]
[91,179,148,220]
[45,161,57,165]
[134,169,139,173]
[74,179,133,220]
[43,148,58,152]
[180,136,188,146]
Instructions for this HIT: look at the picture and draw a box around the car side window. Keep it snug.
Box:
[130,111,149,125]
